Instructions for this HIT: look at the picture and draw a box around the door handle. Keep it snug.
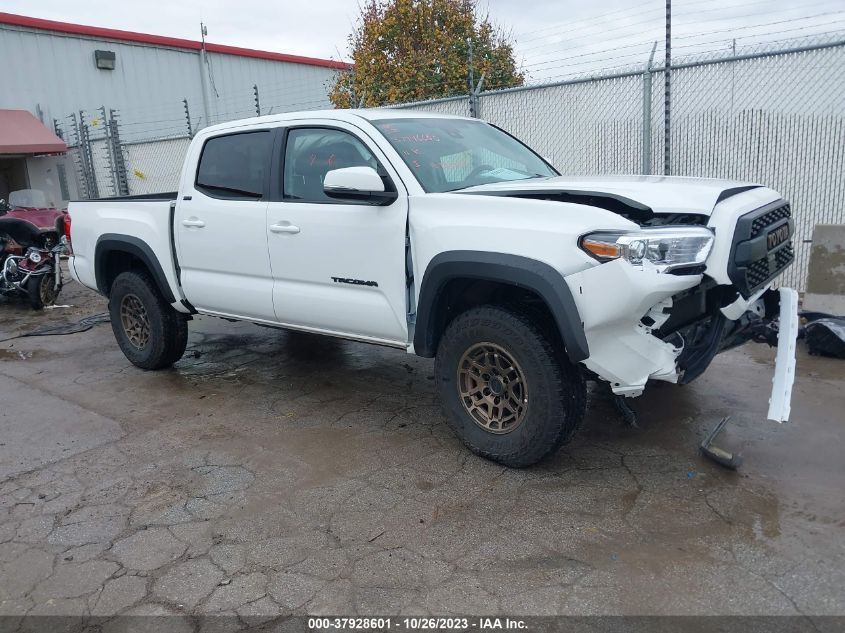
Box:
[270,222,300,234]
[182,218,205,228]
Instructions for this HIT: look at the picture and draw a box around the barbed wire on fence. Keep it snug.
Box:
[515,1,845,72]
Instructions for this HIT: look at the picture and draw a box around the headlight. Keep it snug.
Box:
[580,227,714,272]
[28,250,42,263]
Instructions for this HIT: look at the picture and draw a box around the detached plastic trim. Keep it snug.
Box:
[767,287,799,423]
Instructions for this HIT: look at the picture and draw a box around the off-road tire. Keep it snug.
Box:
[27,272,59,310]
[435,305,586,468]
[109,271,188,370]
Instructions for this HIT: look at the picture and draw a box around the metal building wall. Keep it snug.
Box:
[0,22,339,141]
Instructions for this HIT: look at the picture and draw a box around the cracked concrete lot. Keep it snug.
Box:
[0,276,844,627]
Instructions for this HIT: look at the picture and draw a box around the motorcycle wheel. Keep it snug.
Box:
[27,273,60,310]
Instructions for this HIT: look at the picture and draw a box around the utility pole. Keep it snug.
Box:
[664,0,671,176]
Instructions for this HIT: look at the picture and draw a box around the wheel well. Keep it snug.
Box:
[425,278,563,356]
[97,249,151,297]
[94,235,177,304]
[414,252,589,362]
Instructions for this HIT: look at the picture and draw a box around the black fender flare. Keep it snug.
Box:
[95,234,176,303]
[413,251,589,363]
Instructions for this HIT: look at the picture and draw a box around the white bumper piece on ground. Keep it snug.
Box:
[767,287,799,423]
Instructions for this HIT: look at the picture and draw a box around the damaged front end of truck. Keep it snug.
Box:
[561,189,798,422]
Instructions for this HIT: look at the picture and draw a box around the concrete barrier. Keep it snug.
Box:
[803,224,845,315]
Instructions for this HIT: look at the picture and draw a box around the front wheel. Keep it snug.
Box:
[108,271,188,370]
[434,305,586,468]
[27,272,60,310]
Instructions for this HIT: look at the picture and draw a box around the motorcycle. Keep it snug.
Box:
[0,198,68,309]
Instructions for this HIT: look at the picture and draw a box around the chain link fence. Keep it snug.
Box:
[55,34,844,290]
[479,74,646,174]
[397,34,845,291]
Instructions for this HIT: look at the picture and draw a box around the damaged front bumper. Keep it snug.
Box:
[564,259,701,397]
[564,260,799,422]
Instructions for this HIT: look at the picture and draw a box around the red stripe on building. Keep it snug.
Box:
[0,12,352,70]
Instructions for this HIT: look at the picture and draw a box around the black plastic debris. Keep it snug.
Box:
[802,312,845,359]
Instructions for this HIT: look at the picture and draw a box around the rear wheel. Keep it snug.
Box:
[27,272,59,310]
[108,271,188,369]
[434,305,586,467]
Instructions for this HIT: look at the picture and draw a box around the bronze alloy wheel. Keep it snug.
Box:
[457,342,528,434]
[120,293,151,350]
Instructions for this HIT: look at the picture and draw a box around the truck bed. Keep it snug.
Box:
[67,197,185,310]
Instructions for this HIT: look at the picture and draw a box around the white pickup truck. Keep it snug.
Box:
[67,110,798,467]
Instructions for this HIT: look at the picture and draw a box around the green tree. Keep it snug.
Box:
[330,0,524,108]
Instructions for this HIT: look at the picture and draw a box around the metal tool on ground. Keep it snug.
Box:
[700,416,743,470]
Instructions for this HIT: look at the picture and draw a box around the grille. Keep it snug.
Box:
[729,199,795,297]
[744,242,794,291]
[746,258,771,288]
[775,243,795,270]
[750,203,791,237]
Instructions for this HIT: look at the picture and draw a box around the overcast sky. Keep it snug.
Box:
[3,0,843,81]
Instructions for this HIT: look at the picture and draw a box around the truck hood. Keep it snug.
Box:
[459,175,761,218]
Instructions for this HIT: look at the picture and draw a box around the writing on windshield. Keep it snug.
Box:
[375,118,558,193]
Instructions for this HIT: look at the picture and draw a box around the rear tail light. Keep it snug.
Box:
[63,212,73,255]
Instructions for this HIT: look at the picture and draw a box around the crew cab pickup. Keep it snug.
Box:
[67,110,798,467]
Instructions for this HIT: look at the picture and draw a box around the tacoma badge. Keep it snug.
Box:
[331,277,379,287]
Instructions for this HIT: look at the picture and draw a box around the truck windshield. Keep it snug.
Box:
[372,118,558,193]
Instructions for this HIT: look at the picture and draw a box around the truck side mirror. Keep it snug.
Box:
[324,166,398,206]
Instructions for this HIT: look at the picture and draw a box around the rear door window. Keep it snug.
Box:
[195,131,272,199]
